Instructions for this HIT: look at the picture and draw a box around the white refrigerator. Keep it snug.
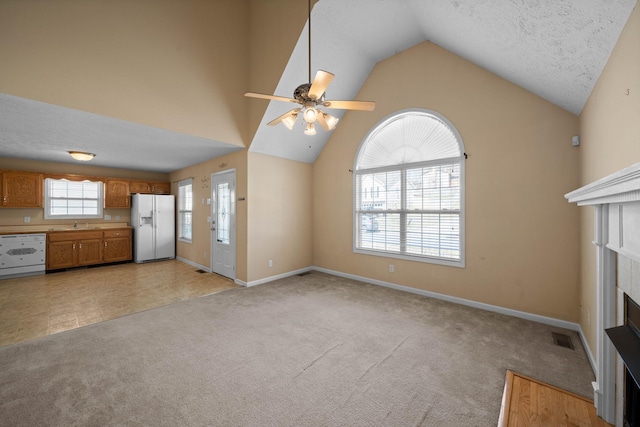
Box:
[131,194,175,263]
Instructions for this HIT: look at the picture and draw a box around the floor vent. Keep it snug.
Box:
[195,269,206,274]
[552,332,574,350]
[297,271,312,277]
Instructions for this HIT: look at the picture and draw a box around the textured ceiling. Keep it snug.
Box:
[250,0,637,163]
[1,0,636,171]
[0,94,242,173]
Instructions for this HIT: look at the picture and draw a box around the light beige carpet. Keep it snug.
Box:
[0,271,594,426]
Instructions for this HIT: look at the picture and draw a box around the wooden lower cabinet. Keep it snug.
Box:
[103,229,132,263]
[47,240,76,269]
[47,228,131,270]
[77,238,103,265]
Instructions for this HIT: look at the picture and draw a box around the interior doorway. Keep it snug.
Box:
[210,170,236,279]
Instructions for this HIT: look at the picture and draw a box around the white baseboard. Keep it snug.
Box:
[228,263,598,375]
[243,267,313,287]
[577,327,597,375]
[312,267,595,357]
[176,257,210,272]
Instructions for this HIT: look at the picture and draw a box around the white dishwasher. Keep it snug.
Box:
[0,234,46,279]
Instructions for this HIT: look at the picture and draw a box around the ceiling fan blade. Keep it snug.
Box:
[322,100,376,111]
[267,108,301,126]
[308,70,335,100]
[245,92,298,104]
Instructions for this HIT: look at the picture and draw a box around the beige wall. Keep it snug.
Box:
[577,6,640,353]
[0,0,250,146]
[168,150,312,285]
[169,150,248,282]
[248,0,311,138]
[247,152,312,282]
[313,41,581,321]
[0,157,168,228]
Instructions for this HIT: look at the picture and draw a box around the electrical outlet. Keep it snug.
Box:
[23,216,30,223]
[203,252,207,259]
[587,309,591,326]
[389,264,394,273]
[115,215,121,220]
[268,259,273,268]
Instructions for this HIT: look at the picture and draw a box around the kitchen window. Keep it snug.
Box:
[44,178,104,219]
[178,179,193,242]
[353,109,466,267]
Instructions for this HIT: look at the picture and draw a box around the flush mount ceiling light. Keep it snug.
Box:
[68,151,95,161]
[245,0,375,135]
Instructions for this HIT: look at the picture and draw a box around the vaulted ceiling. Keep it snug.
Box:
[0,0,636,172]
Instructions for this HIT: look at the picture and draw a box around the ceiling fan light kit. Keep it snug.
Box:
[245,0,375,135]
[304,122,317,136]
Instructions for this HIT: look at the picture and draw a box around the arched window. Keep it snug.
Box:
[353,109,465,267]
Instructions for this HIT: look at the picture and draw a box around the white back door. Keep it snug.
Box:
[211,170,236,279]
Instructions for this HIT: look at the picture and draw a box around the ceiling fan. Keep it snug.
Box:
[244,0,375,136]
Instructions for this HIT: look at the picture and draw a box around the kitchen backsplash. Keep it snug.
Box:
[0,207,131,227]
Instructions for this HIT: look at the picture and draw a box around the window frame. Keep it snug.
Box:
[352,109,466,268]
[178,178,193,243]
[44,178,104,220]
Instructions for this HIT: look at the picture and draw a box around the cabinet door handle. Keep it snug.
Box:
[79,243,82,249]
[73,244,76,250]
[104,241,108,247]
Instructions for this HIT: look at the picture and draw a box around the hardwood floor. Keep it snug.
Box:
[499,370,613,427]
[0,260,238,347]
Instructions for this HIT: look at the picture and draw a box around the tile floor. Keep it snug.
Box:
[0,260,238,347]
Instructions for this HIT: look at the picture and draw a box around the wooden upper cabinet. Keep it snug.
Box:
[104,179,130,208]
[129,180,171,195]
[129,181,151,194]
[151,182,171,194]
[1,171,43,208]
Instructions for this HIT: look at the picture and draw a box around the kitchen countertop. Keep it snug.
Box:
[0,223,131,235]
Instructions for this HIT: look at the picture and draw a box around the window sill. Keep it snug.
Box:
[353,247,465,268]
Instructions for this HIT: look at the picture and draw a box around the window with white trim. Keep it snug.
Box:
[353,109,465,267]
[44,178,103,219]
[178,179,193,242]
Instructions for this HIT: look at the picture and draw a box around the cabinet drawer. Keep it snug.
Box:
[48,231,103,242]
[103,229,131,238]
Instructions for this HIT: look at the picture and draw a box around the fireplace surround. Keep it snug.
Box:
[566,161,640,425]
[606,294,640,426]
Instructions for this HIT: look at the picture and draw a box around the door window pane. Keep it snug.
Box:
[217,182,230,244]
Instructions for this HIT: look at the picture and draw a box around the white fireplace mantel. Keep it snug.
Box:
[567,161,640,206]
[566,161,640,425]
